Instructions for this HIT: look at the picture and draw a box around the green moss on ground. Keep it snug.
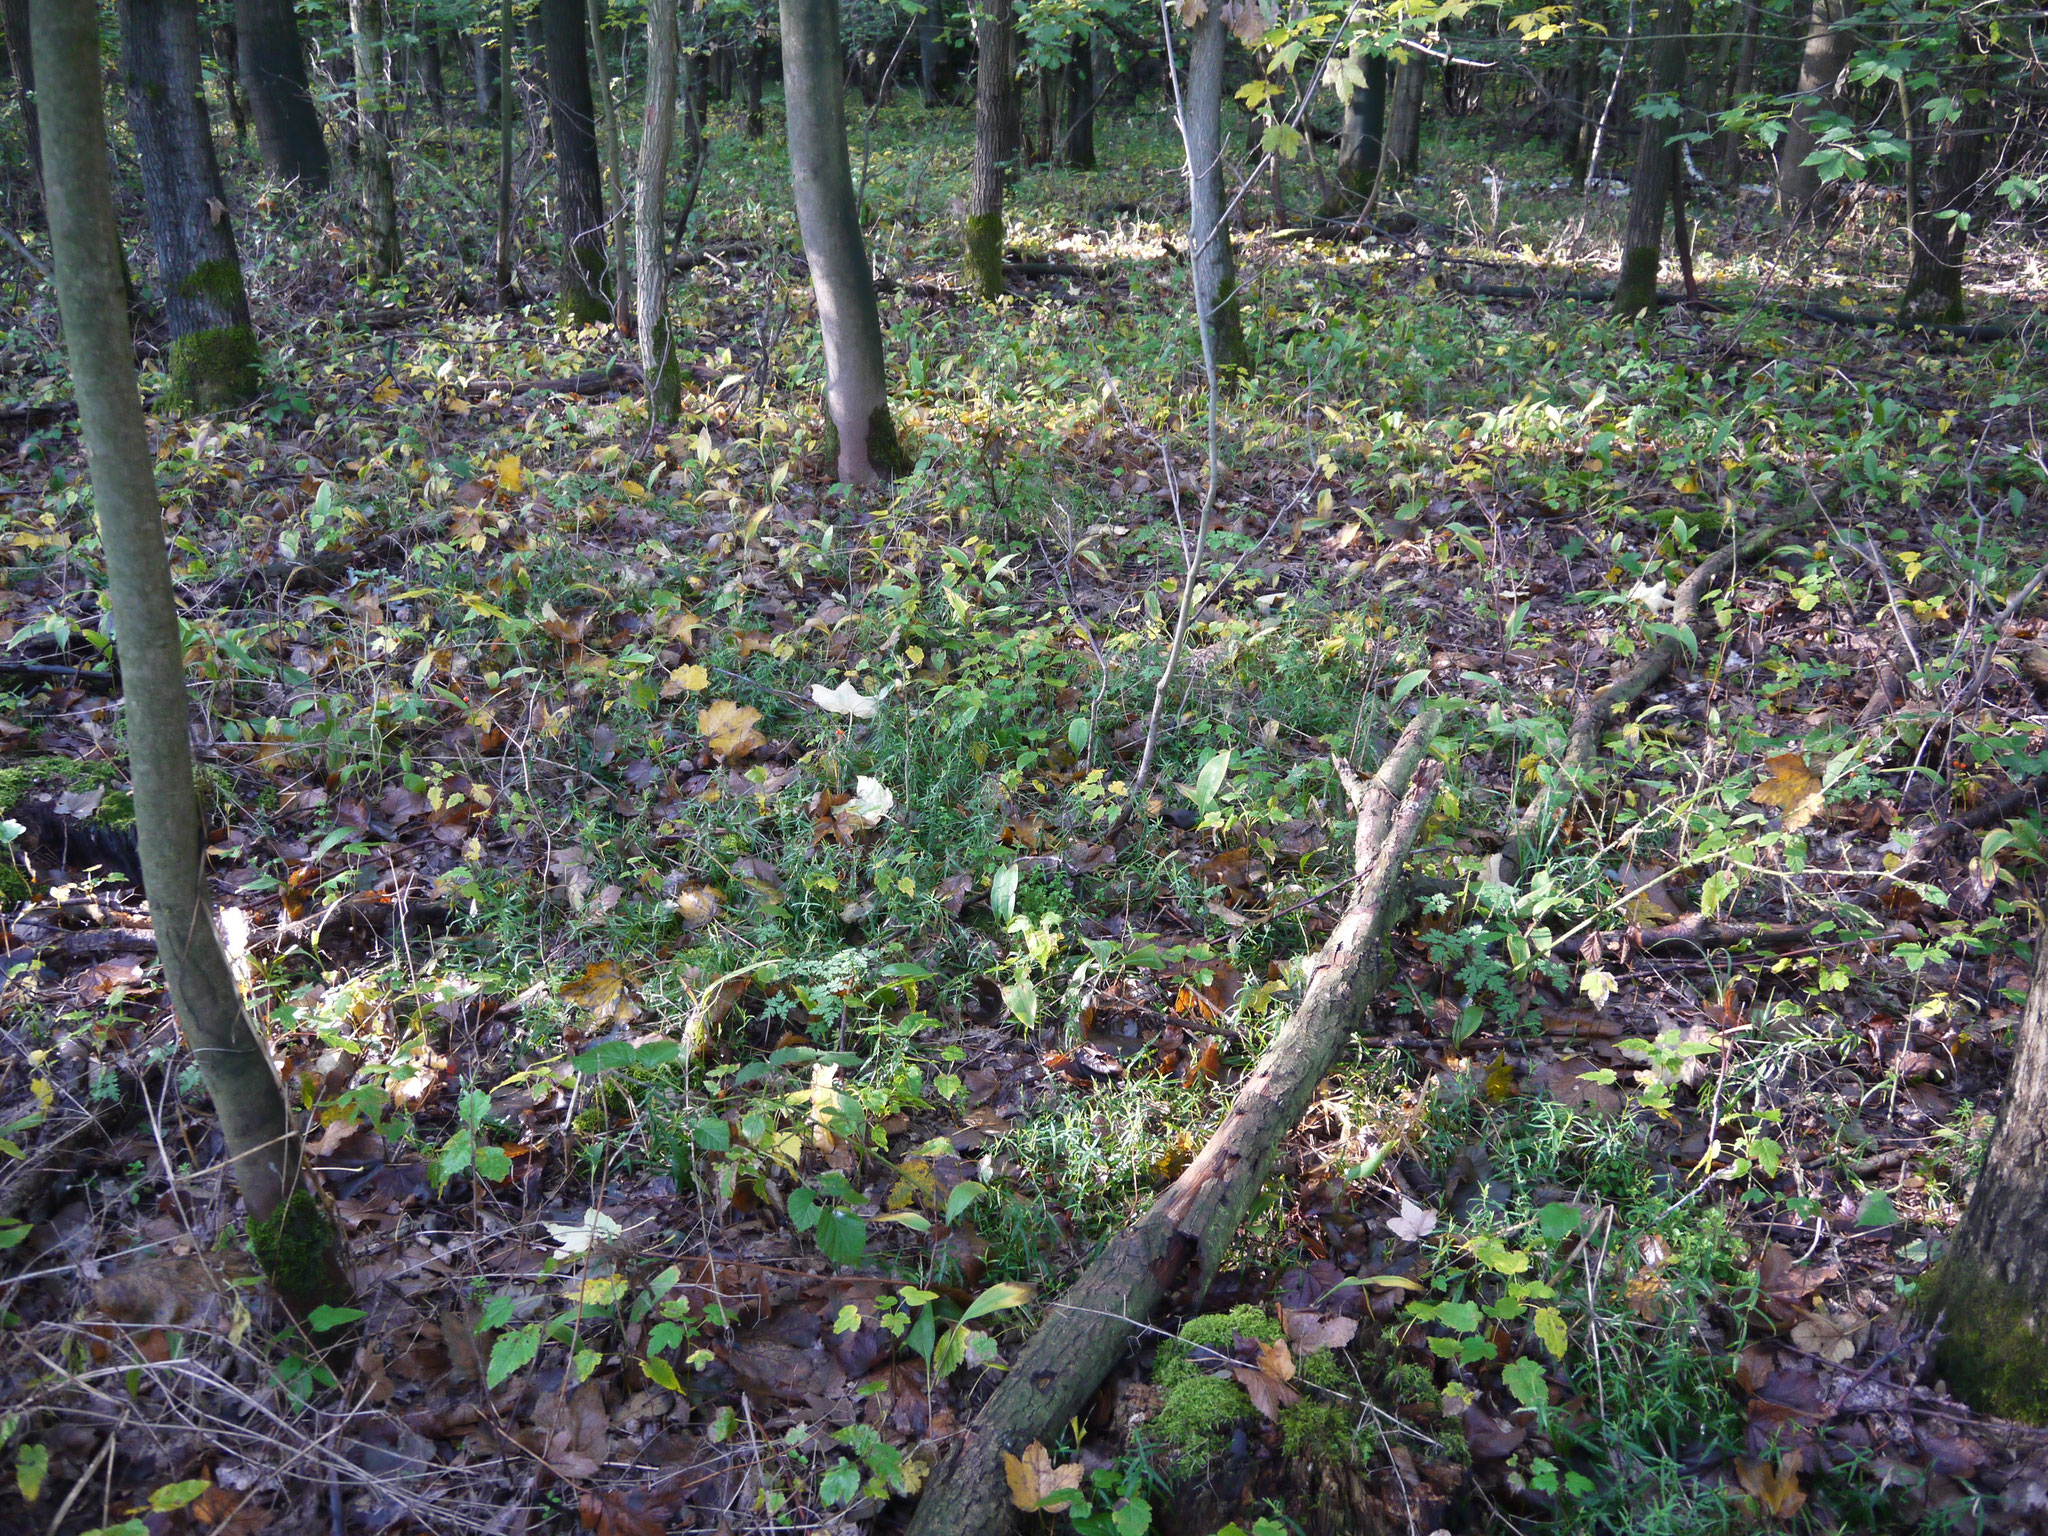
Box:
[169,323,262,411]
[1279,1350,1359,1462]
[0,758,123,815]
[1150,1305,1285,1462]
[1924,1251,2048,1424]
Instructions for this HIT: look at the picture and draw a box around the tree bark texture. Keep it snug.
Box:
[5,0,43,217]
[1061,33,1094,169]
[234,0,330,190]
[541,0,610,322]
[589,0,628,325]
[493,0,517,300]
[30,0,346,1316]
[213,20,249,143]
[904,712,1445,1536]
[1717,0,1756,178]
[347,0,402,277]
[1183,0,1248,373]
[1898,34,1997,326]
[747,26,767,135]
[637,0,681,424]
[1611,0,1689,316]
[471,29,500,118]
[1921,937,2048,1422]
[1331,49,1386,204]
[119,0,261,410]
[920,0,951,106]
[1377,53,1425,187]
[964,0,1017,298]
[1776,0,1851,222]
[779,0,907,482]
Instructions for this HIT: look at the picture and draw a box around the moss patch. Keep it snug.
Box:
[1922,1249,2048,1424]
[247,1190,350,1313]
[1150,1305,1283,1462]
[0,758,123,816]
[1611,246,1661,318]
[169,323,261,411]
[1279,1350,1359,1463]
[963,212,1004,301]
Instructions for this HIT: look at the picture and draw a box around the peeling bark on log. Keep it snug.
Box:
[904,710,1444,1536]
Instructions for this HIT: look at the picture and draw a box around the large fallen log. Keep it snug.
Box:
[904,710,1444,1536]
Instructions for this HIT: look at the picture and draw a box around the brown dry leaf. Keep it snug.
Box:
[935,872,975,914]
[1281,1306,1360,1355]
[1004,1441,1085,1512]
[660,662,710,697]
[1183,1039,1225,1086]
[1749,752,1824,831]
[698,699,766,761]
[559,960,640,1026]
[1790,1306,1869,1364]
[1232,1336,1301,1419]
[189,1485,270,1536]
[73,955,149,1001]
[578,1491,667,1536]
[671,884,721,929]
[1735,1450,1807,1519]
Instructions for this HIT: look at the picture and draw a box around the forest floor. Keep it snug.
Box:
[3,88,2048,1536]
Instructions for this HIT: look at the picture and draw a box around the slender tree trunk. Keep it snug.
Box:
[1898,31,1996,326]
[494,0,517,301]
[30,0,347,1316]
[472,28,500,119]
[1611,0,1689,316]
[1920,936,2048,1422]
[234,0,329,190]
[2,0,41,217]
[120,0,260,411]
[1183,0,1248,372]
[213,22,249,145]
[1061,33,1094,168]
[638,0,680,423]
[1329,49,1386,207]
[1581,13,1633,189]
[589,0,628,327]
[1777,0,1851,222]
[780,0,906,482]
[1377,53,1425,187]
[420,31,446,122]
[964,0,1017,297]
[347,0,401,276]
[919,0,951,106]
[1563,51,1590,173]
[1717,0,1757,179]
[747,24,766,135]
[541,0,609,321]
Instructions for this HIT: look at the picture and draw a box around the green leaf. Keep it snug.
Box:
[16,1442,47,1503]
[477,1295,516,1333]
[990,862,1019,924]
[1001,976,1037,1031]
[305,1304,366,1333]
[1533,1305,1568,1359]
[816,1208,868,1266]
[1113,1493,1154,1535]
[944,1180,987,1223]
[819,1457,863,1507]
[959,1279,1035,1324]
[148,1480,212,1512]
[1856,1189,1900,1227]
[1192,749,1232,811]
[1390,666,1432,705]
[472,1145,513,1182]
[642,1354,682,1391]
[487,1324,542,1388]
[787,1186,822,1232]
[1501,1355,1550,1409]
[692,1115,731,1153]
[572,1039,637,1074]
[1068,717,1092,754]
[1536,1202,1582,1242]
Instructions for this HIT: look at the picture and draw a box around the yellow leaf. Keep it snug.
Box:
[558,960,639,1025]
[642,1355,682,1391]
[1003,1442,1085,1513]
[371,375,400,405]
[1749,751,1823,831]
[698,699,766,761]
[662,663,710,697]
[496,453,523,494]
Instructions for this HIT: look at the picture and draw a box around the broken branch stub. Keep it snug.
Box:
[904,708,1444,1536]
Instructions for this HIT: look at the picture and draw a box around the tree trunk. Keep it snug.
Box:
[119,0,260,410]
[213,21,249,144]
[964,0,1017,298]
[471,28,500,119]
[234,0,329,190]
[1330,49,1385,206]
[419,31,446,122]
[1061,33,1094,168]
[1898,34,1996,326]
[347,0,401,277]
[1377,53,1425,187]
[541,0,609,321]
[1611,0,1689,316]
[637,0,679,424]
[747,25,766,135]
[1183,0,1248,373]
[904,715,1443,1536]
[30,0,347,1317]
[493,0,517,301]
[3,0,41,217]
[1921,936,2048,1422]
[919,0,951,106]
[781,0,906,483]
[589,0,628,326]
[1776,0,1852,222]
[1717,0,1757,179]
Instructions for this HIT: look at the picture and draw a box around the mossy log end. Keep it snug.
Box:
[903,710,1444,1536]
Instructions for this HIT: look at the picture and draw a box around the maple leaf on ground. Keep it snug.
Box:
[811,677,891,718]
[1003,1441,1085,1512]
[660,662,709,697]
[1281,1305,1359,1354]
[1388,1197,1439,1244]
[1790,1306,1869,1364]
[698,699,766,761]
[1735,1450,1807,1519]
[1749,751,1824,832]
[1230,1337,1300,1419]
[558,959,640,1026]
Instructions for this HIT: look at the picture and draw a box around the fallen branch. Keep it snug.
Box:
[1495,514,1809,885]
[1446,278,2027,340]
[0,660,118,693]
[1574,913,1813,959]
[904,711,1444,1536]
[1888,780,2046,883]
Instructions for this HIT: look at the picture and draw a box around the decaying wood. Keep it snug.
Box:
[1494,516,1806,885]
[904,710,1444,1536]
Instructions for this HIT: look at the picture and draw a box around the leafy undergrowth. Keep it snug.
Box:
[4,88,2048,1536]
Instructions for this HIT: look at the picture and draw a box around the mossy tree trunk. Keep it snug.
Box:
[1776,0,1852,223]
[1611,0,1689,317]
[1061,32,1094,169]
[1920,936,2048,1422]
[1183,0,1248,374]
[964,0,1017,298]
[1898,29,1996,327]
[1376,52,1425,188]
[233,0,329,191]
[30,0,347,1316]
[636,0,681,424]
[541,0,610,323]
[119,0,262,410]
[1328,48,1385,208]
[781,0,907,483]
[347,0,402,277]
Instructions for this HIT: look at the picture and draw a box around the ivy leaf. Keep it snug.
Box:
[1502,1354,1551,1409]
